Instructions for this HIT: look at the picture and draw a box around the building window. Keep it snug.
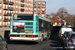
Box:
[16,0,18,3]
[21,9,24,12]
[16,6,18,8]
[0,9,2,13]
[38,13,40,15]
[42,14,44,17]
[34,6,36,8]
[34,2,36,4]
[0,21,1,25]
[9,2,14,5]
[38,8,40,10]
[16,11,18,13]
[29,4,30,5]
[21,4,24,7]
[55,22,57,25]
[8,7,14,11]
[42,2,45,4]
[0,15,2,19]
[34,10,36,14]
[3,22,4,25]
[21,0,24,2]
[6,22,7,25]
[0,3,2,7]
[42,6,45,8]
[34,8,36,10]
[38,11,40,13]
[8,22,10,25]
[38,6,40,8]
[38,2,40,4]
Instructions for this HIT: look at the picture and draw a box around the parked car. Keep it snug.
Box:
[61,31,72,45]
[58,26,72,41]
[72,28,75,32]
[0,35,7,50]
[62,31,75,50]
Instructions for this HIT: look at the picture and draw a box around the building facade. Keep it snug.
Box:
[0,0,33,27]
[51,17,64,26]
[34,0,46,17]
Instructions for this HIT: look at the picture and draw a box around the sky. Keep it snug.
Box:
[46,0,75,15]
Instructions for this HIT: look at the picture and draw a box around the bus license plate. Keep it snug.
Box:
[20,35,26,37]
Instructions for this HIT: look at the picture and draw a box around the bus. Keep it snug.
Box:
[9,14,51,43]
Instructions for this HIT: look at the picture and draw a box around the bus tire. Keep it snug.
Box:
[4,31,10,41]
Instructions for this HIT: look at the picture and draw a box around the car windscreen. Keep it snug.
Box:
[13,14,33,20]
[71,34,75,39]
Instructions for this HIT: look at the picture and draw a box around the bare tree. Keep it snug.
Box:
[57,7,68,15]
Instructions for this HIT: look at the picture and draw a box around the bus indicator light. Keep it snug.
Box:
[12,35,16,37]
[25,30,33,33]
[29,35,34,37]
[41,31,45,33]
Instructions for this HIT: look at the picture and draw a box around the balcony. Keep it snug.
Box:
[8,7,14,11]
[38,6,40,8]
[42,8,45,10]
[34,6,36,8]
[4,13,12,16]
[38,4,40,5]
[21,9,24,12]
[3,14,8,16]
[7,13,12,16]
[21,4,24,7]
[38,2,41,4]
[0,4,2,7]
[9,2,14,5]
[42,12,45,14]
[34,8,36,10]
[42,2,45,4]
[38,13,40,15]
[38,9,40,10]
[21,0,24,2]
[4,18,11,22]
[42,6,45,8]
[3,1,9,4]
[3,1,14,5]
[38,11,40,13]
[3,8,8,10]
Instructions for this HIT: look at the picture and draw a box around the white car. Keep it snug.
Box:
[58,26,72,41]
[62,32,75,50]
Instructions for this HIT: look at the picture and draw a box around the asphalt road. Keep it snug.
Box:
[6,34,63,50]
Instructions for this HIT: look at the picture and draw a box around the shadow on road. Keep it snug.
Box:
[7,41,38,45]
[49,33,63,50]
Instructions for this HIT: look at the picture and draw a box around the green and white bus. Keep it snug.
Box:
[10,14,51,43]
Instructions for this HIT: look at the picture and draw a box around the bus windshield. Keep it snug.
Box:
[13,14,33,20]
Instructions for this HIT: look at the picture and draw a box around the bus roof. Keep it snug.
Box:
[13,14,51,22]
[13,13,33,16]
[34,14,51,22]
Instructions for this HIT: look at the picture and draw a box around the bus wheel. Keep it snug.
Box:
[38,36,43,44]
[4,31,10,41]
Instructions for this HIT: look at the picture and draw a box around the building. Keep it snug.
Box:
[34,0,46,17]
[51,16,65,26]
[0,0,33,27]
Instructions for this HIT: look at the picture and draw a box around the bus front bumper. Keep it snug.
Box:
[10,37,40,42]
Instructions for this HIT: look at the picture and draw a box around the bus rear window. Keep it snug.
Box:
[13,14,33,20]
